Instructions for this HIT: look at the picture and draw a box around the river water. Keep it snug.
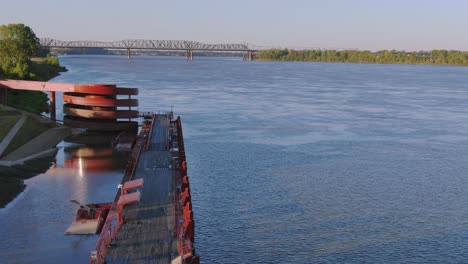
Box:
[1,56,468,263]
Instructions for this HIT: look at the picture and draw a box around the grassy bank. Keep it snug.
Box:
[3,57,68,113]
[2,115,54,156]
[31,56,68,81]
[0,115,20,141]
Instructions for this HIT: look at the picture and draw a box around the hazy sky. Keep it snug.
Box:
[1,0,468,51]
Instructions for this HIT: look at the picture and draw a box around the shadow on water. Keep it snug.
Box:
[0,154,58,208]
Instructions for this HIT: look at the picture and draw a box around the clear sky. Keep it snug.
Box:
[1,0,468,51]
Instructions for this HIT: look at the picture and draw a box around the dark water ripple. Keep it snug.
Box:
[1,56,468,263]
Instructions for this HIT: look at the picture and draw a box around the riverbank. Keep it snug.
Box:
[2,57,68,113]
[0,58,71,208]
[31,56,68,81]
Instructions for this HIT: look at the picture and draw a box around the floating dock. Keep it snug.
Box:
[91,113,199,264]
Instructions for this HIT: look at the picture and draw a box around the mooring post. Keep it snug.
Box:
[49,91,56,121]
[127,48,131,60]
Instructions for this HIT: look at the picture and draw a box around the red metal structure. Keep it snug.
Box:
[91,115,199,264]
[0,80,138,132]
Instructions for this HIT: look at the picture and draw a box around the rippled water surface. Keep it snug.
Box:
[2,56,468,263]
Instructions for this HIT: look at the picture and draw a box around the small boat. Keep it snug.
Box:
[65,200,112,235]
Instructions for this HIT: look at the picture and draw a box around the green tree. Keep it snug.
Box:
[0,24,52,113]
[0,24,39,78]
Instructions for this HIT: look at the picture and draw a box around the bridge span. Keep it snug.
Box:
[40,38,258,60]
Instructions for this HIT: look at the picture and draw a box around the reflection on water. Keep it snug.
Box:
[59,133,128,175]
[64,147,116,174]
[0,133,129,264]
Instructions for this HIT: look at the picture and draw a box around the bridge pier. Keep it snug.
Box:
[49,91,56,121]
[186,50,193,61]
[247,51,252,61]
[243,51,253,61]
[127,49,131,60]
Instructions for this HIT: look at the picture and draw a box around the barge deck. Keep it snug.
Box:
[92,114,198,264]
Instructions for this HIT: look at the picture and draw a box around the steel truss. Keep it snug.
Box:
[40,38,254,51]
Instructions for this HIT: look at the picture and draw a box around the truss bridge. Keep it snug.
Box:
[40,38,258,60]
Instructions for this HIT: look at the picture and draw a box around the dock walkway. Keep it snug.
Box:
[94,114,198,264]
[105,115,179,263]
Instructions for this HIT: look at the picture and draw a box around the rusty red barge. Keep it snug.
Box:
[91,113,199,264]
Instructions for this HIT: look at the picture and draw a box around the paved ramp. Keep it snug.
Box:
[0,115,27,157]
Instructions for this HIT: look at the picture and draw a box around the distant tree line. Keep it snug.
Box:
[254,49,468,65]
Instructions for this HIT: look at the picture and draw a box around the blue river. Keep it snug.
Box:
[1,56,468,263]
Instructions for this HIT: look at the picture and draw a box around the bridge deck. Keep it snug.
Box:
[105,115,180,264]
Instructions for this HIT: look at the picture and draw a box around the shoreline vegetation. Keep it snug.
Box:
[4,56,68,113]
[0,23,70,208]
[254,49,468,65]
